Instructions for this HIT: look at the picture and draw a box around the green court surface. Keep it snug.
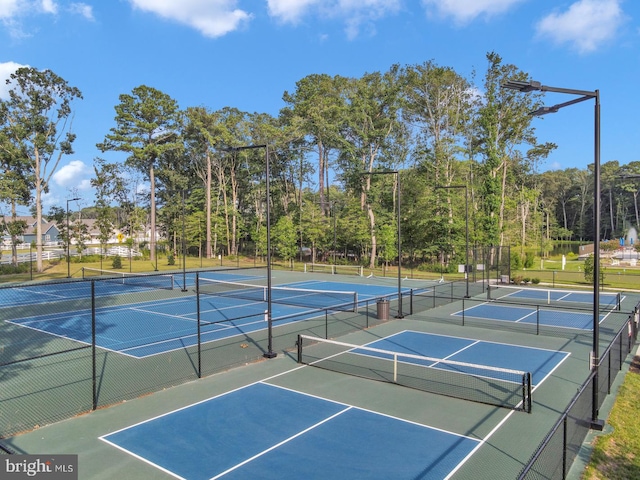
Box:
[1,272,638,479]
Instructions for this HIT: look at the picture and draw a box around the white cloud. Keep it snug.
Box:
[0,0,21,19]
[267,0,319,23]
[53,160,93,189]
[1,0,64,39]
[40,0,57,15]
[0,0,57,17]
[535,0,624,54]
[267,0,402,38]
[128,0,252,38]
[69,2,94,21]
[0,60,27,99]
[421,0,526,25]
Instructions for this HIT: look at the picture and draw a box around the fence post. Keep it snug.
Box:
[196,272,202,378]
[562,416,568,479]
[91,280,97,410]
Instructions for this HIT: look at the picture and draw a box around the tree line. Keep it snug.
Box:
[1,52,639,273]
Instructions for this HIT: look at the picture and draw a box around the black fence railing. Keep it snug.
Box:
[517,304,640,479]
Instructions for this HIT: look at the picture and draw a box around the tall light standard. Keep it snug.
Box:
[222,144,276,358]
[66,197,81,278]
[435,185,469,298]
[502,79,602,429]
[361,170,403,318]
[181,190,188,292]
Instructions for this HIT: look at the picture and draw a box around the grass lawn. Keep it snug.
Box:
[583,356,640,479]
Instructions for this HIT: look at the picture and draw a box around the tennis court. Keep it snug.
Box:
[351,330,567,386]
[0,270,260,308]
[4,272,637,480]
[298,330,568,412]
[454,302,610,330]
[6,278,407,358]
[487,284,622,309]
[100,331,568,478]
[101,382,479,480]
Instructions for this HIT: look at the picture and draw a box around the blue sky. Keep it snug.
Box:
[1,0,639,214]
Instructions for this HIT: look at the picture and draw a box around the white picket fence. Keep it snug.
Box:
[0,246,141,265]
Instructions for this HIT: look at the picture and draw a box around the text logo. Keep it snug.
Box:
[2,455,77,479]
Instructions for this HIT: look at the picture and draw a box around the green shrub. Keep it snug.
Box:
[524,252,535,268]
[532,278,540,284]
[112,255,122,269]
[511,253,523,270]
[0,263,29,275]
[167,253,175,266]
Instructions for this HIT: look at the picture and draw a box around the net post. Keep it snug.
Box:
[297,334,303,363]
[304,264,307,273]
[366,300,370,328]
[525,372,532,413]
[410,289,413,316]
[536,306,540,335]
[353,292,358,313]
[547,289,551,305]
[82,267,86,280]
[393,353,398,383]
[617,292,621,311]
[325,310,328,339]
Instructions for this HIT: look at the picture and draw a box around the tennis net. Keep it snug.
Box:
[487,284,621,311]
[304,263,363,277]
[197,277,358,312]
[81,267,175,290]
[297,334,532,412]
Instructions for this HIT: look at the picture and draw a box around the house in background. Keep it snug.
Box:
[1,216,61,247]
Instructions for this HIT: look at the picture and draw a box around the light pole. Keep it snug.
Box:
[361,171,403,318]
[435,185,469,298]
[66,197,81,278]
[222,144,276,358]
[502,79,602,429]
[181,190,188,292]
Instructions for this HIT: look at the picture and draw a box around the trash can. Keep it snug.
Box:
[376,299,390,320]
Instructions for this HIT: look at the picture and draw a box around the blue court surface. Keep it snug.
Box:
[491,287,621,309]
[7,280,404,358]
[284,279,418,300]
[454,302,609,330]
[357,331,569,386]
[0,270,260,308]
[101,382,481,480]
